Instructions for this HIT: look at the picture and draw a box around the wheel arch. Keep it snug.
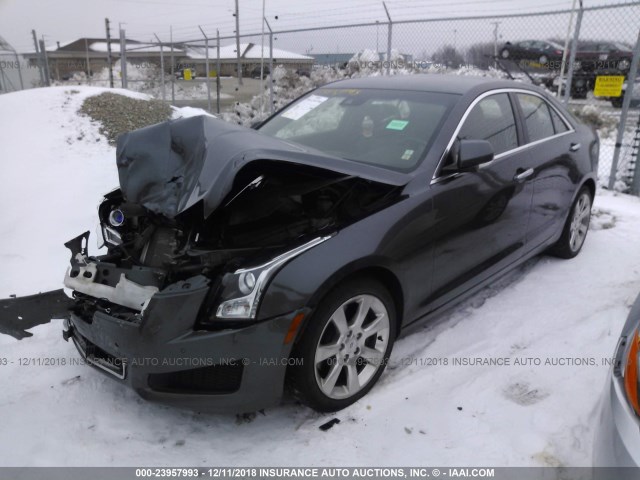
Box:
[292,264,405,347]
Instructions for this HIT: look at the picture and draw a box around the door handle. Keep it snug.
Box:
[514,168,534,182]
[570,142,581,152]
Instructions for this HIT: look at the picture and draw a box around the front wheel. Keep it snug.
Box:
[288,279,396,412]
[549,187,592,259]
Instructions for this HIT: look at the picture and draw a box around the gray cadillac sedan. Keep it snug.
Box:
[60,75,597,413]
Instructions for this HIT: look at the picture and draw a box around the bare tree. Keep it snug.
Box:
[432,45,464,68]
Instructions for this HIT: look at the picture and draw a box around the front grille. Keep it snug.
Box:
[147,363,244,394]
[71,329,127,379]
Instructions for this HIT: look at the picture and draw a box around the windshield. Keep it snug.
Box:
[257,87,459,172]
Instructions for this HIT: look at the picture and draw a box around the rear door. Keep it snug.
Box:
[513,92,577,249]
[428,92,533,302]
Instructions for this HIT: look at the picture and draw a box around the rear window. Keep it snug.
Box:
[517,93,555,143]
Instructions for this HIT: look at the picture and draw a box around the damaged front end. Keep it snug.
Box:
[58,115,400,410]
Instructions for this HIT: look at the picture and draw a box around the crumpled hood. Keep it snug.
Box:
[116,115,408,218]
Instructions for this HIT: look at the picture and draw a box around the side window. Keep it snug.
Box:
[516,93,555,143]
[458,93,518,155]
[549,107,569,134]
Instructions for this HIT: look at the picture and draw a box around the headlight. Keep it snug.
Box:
[624,328,640,416]
[215,235,332,320]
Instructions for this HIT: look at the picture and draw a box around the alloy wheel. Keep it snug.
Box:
[569,192,591,253]
[314,294,390,399]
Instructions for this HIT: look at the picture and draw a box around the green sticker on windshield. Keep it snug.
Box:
[386,119,409,131]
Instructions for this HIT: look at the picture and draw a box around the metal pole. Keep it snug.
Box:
[199,26,212,112]
[609,28,640,191]
[39,39,50,86]
[491,22,500,69]
[119,28,128,89]
[383,2,392,75]
[105,18,114,88]
[562,1,583,106]
[265,18,274,114]
[154,33,166,102]
[31,29,44,85]
[235,0,243,85]
[259,0,266,116]
[85,38,91,85]
[558,0,577,99]
[13,49,24,90]
[170,25,175,103]
[216,29,221,114]
[0,62,6,92]
[631,116,640,195]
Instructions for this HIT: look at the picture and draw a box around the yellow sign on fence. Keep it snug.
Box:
[594,75,625,97]
[183,68,193,81]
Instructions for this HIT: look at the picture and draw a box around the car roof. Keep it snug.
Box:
[323,74,539,96]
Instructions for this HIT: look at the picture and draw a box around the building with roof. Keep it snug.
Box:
[22,38,183,81]
[182,42,314,77]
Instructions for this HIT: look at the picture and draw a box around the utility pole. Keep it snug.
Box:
[216,29,221,114]
[491,21,501,69]
[259,0,266,116]
[383,1,392,75]
[105,18,114,88]
[234,0,243,85]
[31,29,44,85]
[119,26,128,89]
[265,18,274,114]
[39,38,51,86]
[170,25,175,103]
[85,38,91,84]
[198,25,212,112]
[154,33,166,102]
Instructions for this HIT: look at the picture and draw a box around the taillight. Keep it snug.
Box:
[624,329,640,416]
[555,50,562,55]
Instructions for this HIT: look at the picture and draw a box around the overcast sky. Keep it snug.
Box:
[1,0,638,54]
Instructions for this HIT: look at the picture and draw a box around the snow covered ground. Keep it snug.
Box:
[1,86,640,467]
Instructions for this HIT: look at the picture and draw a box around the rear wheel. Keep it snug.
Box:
[288,278,396,412]
[550,187,592,259]
[539,54,549,65]
[500,48,510,59]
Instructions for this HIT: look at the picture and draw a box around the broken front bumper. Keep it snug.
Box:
[62,274,302,412]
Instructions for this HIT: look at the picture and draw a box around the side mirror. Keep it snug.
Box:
[457,139,494,169]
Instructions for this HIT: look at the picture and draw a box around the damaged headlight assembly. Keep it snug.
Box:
[215,236,332,320]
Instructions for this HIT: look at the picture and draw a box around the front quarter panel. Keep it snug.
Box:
[257,190,436,327]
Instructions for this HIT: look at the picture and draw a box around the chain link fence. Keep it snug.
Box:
[6,1,640,191]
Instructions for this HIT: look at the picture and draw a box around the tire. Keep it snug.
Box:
[288,278,397,412]
[539,54,549,65]
[500,48,510,59]
[549,187,592,259]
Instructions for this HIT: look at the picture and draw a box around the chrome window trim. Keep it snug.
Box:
[431,88,575,184]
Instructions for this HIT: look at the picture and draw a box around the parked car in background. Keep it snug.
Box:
[250,65,270,79]
[500,40,565,68]
[552,73,592,99]
[61,76,597,413]
[576,41,633,73]
[593,291,640,468]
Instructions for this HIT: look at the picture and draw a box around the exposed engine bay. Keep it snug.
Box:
[65,160,398,324]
